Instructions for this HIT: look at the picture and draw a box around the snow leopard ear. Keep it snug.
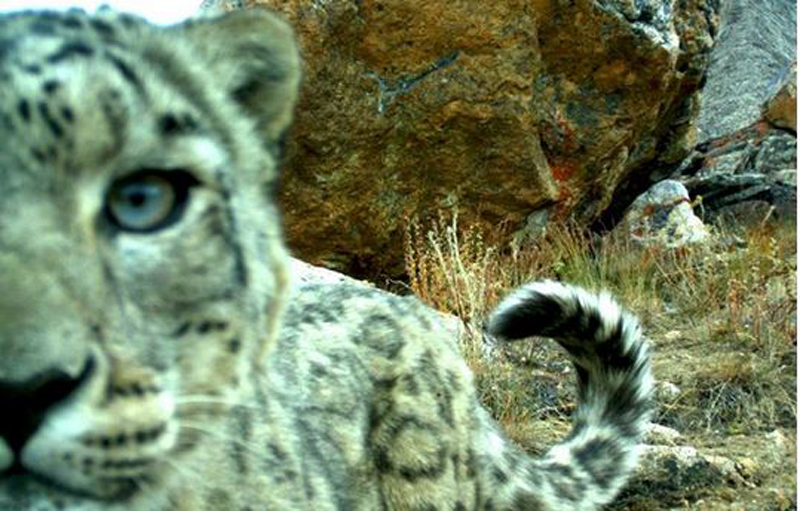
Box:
[179,8,301,141]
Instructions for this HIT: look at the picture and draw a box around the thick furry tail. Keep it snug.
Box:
[486,280,652,509]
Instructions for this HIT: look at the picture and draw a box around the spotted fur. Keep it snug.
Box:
[0,7,651,511]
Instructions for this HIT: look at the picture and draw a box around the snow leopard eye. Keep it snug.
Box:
[105,170,196,233]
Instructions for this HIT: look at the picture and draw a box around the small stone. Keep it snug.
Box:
[735,457,760,480]
[644,423,682,445]
[653,381,682,402]
[635,445,745,489]
[621,180,709,248]
[764,429,792,465]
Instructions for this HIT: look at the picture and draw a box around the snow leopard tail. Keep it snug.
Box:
[485,280,652,509]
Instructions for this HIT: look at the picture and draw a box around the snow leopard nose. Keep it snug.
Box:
[0,357,94,458]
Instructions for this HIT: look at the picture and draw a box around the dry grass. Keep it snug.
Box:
[403,211,796,443]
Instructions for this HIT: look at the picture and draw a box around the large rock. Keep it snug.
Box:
[620,180,709,248]
[676,1,796,229]
[683,171,796,226]
[203,0,718,277]
[627,445,749,503]
[696,1,796,140]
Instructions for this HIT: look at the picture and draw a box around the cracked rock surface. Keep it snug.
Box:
[696,0,796,140]
[677,0,796,229]
[207,0,718,278]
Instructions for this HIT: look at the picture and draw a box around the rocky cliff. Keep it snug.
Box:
[206,0,719,278]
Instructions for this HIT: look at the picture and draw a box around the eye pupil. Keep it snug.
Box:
[127,190,147,207]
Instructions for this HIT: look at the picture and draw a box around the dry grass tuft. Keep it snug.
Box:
[403,211,796,441]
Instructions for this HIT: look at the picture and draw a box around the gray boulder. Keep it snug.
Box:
[677,0,796,229]
[620,180,709,248]
[697,0,796,140]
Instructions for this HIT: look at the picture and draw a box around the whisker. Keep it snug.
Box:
[175,395,262,410]
[179,422,266,461]
[160,455,210,491]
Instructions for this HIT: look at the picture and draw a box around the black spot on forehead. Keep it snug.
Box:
[31,148,46,164]
[46,41,94,63]
[89,19,116,37]
[42,80,61,95]
[159,114,181,134]
[17,100,30,122]
[60,16,84,29]
[22,64,42,75]
[158,112,199,136]
[37,101,64,139]
[105,52,143,92]
[60,106,74,124]
[3,9,145,68]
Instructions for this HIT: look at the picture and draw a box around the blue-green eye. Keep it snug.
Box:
[105,171,195,232]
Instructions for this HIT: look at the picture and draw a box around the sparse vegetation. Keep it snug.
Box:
[403,211,797,509]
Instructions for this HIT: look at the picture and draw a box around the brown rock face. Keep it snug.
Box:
[212,0,718,278]
[764,62,797,133]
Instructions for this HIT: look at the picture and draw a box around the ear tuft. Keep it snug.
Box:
[180,8,301,141]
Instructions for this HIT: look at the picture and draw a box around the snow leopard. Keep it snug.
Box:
[0,6,652,510]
